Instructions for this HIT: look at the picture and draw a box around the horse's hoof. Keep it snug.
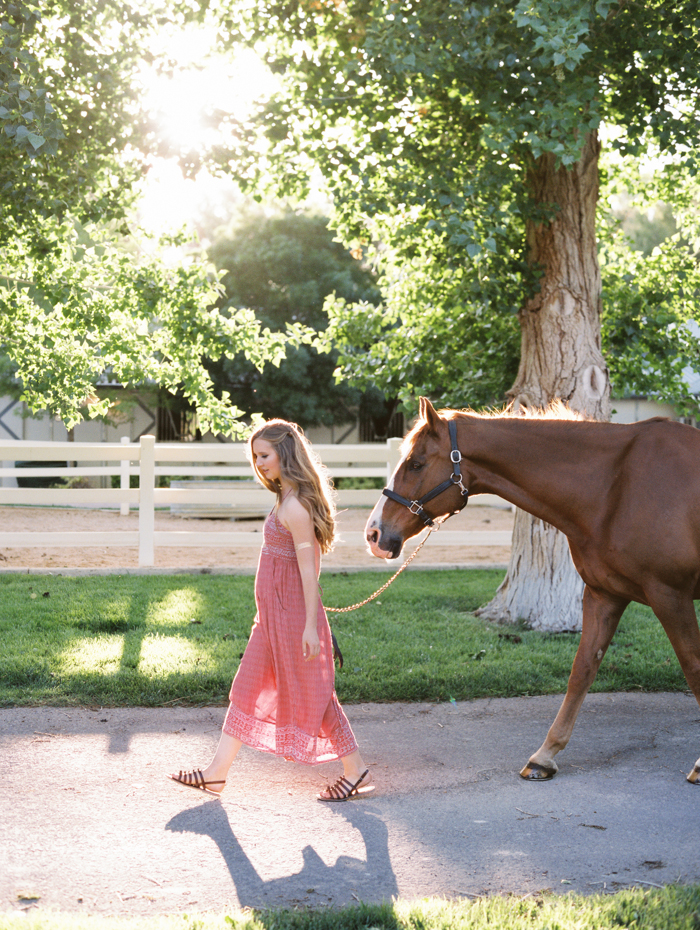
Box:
[520,761,557,781]
[686,765,700,784]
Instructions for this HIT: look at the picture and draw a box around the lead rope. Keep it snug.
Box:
[325,526,434,613]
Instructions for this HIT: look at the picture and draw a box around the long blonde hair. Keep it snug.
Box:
[249,419,337,553]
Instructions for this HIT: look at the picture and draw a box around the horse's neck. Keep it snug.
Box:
[460,416,605,533]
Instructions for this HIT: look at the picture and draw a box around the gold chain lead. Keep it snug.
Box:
[324,529,432,613]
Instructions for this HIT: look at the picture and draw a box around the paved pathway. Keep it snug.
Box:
[2,693,699,917]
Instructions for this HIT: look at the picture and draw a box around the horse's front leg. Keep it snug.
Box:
[520,586,629,781]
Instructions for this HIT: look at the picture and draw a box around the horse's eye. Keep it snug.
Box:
[410,460,423,471]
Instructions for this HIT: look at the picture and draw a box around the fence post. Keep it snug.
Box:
[387,437,402,483]
[120,436,130,516]
[139,434,155,567]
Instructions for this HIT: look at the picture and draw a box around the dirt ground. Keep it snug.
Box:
[0,504,513,572]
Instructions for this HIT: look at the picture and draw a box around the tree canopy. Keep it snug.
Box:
[0,0,146,229]
[0,1,293,437]
[216,0,700,414]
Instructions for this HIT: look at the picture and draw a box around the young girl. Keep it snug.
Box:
[169,419,372,802]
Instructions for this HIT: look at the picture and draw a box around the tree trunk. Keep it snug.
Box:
[477,131,610,632]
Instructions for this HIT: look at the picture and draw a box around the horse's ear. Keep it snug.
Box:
[419,397,442,435]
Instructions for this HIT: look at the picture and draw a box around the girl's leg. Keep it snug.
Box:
[201,730,243,785]
[339,748,368,783]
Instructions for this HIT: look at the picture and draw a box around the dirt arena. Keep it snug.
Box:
[0,504,513,572]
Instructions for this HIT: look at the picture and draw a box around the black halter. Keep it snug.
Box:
[382,419,469,529]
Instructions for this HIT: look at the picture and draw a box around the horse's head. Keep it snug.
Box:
[365,397,469,559]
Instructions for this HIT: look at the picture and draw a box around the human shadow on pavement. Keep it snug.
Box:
[166,799,398,907]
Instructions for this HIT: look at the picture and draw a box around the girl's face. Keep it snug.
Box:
[252,438,282,484]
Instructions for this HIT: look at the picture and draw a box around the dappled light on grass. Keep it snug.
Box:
[61,631,213,683]
[138,634,210,678]
[0,574,255,705]
[145,587,205,627]
[62,635,124,677]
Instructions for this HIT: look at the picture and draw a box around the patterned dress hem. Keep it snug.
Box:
[223,701,358,766]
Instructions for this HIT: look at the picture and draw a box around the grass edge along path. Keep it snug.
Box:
[0,570,693,707]
[2,887,700,930]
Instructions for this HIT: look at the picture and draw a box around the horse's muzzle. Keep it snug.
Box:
[366,526,403,560]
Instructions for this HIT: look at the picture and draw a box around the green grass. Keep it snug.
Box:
[2,887,700,930]
[0,570,691,707]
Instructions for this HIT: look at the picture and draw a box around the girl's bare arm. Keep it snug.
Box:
[280,496,322,660]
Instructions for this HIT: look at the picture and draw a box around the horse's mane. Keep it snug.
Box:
[402,400,586,454]
[442,400,586,422]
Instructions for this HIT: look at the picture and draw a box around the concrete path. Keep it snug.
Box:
[1,693,699,918]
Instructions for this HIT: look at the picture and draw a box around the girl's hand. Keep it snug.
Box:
[303,625,320,661]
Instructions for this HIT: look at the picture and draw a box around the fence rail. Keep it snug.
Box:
[0,436,511,566]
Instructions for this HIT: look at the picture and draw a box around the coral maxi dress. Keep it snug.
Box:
[223,510,358,764]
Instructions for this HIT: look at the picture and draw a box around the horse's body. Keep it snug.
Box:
[365,397,700,783]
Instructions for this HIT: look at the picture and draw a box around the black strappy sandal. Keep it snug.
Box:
[168,769,225,797]
[318,768,374,801]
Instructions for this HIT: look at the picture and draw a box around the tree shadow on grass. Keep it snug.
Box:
[165,798,398,908]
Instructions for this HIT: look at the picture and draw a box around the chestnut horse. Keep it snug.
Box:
[365,397,700,784]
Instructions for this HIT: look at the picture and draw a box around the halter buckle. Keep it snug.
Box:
[450,449,462,464]
[408,500,425,516]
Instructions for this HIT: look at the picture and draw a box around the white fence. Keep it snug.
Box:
[0,436,511,566]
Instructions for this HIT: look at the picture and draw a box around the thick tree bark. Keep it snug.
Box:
[477,131,610,632]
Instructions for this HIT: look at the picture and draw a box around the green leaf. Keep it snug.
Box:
[25,130,44,149]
